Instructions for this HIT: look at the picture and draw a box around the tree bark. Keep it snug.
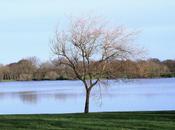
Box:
[84,89,90,113]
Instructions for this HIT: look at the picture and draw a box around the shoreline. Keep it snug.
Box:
[1,77,175,83]
[0,110,175,116]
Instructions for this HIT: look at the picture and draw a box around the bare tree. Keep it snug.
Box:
[51,16,140,113]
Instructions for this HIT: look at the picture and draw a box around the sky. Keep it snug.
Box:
[0,0,175,64]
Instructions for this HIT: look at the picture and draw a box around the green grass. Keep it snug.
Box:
[0,111,175,130]
[0,80,16,82]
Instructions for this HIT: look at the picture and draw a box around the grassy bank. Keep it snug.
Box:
[0,80,16,82]
[0,111,175,130]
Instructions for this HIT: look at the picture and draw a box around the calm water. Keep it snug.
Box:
[0,78,175,114]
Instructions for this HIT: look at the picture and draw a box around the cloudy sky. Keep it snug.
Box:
[0,0,175,64]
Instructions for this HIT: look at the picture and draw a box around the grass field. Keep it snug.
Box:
[0,111,175,130]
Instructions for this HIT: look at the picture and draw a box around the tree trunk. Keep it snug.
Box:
[84,89,90,113]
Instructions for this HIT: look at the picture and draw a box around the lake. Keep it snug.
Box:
[0,78,175,114]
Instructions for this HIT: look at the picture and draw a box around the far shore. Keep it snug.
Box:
[1,77,175,83]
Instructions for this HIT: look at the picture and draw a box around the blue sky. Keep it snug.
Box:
[0,0,175,64]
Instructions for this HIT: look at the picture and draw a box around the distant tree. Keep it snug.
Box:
[137,60,169,78]
[121,60,139,78]
[148,58,161,64]
[27,56,40,69]
[51,16,141,113]
[8,63,19,80]
[40,61,54,69]
[162,60,175,73]
[18,59,38,80]
[44,71,58,80]
[7,58,38,81]
[0,64,4,80]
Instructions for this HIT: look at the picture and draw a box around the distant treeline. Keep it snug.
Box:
[0,57,175,81]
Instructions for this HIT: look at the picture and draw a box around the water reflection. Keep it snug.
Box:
[0,90,81,105]
[0,93,5,99]
[18,91,38,104]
